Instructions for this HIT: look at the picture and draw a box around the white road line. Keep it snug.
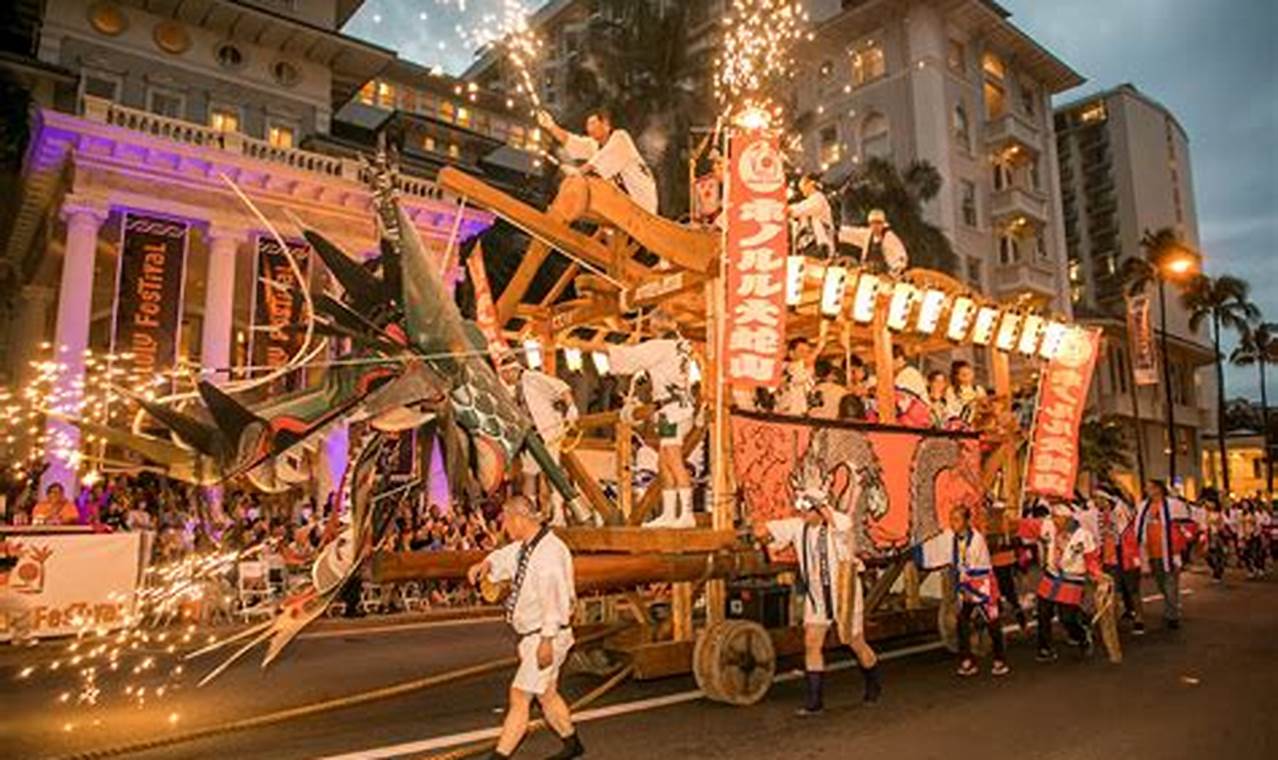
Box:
[298,616,502,640]
[316,587,1199,760]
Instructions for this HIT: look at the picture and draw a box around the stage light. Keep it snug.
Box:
[916,289,947,335]
[821,265,848,317]
[994,312,1022,352]
[1039,321,1069,360]
[563,347,584,372]
[852,273,879,323]
[971,306,999,346]
[1017,315,1044,356]
[887,282,917,331]
[786,255,805,306]
[522,339,543,370]
[591,351,611,374]
[947,296,976,341]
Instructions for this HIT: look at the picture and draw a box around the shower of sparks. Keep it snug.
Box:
[714,0,811,130]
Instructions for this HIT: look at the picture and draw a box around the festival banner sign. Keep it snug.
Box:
[1025,328,1103,498]
[112,213,189,383]
[0,531,145,639]
[249,235,313,392]
[731,412,983,558]
[723,131,788,388]
[1125,293,1158,386]
[467,246,507,367]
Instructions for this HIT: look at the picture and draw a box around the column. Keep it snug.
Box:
[6,285,54,387]
[42,199,109,494]
[200,226,244,381]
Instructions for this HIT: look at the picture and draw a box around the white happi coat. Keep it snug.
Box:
[776,358,816,416]
[608,338,694,426]
[766,511,853,625]
[789,191,835,254]
[486,528,576,638]
[518,369,577,448]
[837,225,909,274]
[1136,496,1192,572]
[563,129,658,214]
[915,528,997,615]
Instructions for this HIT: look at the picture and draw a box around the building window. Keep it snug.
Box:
[966,256,983,290]
[998,234,1021,265]
[819,125,840,167]
[267,120,296,149]
[1035,234,1048,260]
[1071,283,1084,303]
[961,180,978,227]
[851,44,886,87]
[1019,80,1037,117]
[860,113,889,159]
[952,103,970,151]
[81,71,122,103]
[982,52,1005,80]
[457,106,472,128]
[984,79,1006,121]
[215,43,244,70]
[147,87,185,119]
[1068,259,1081,283]
[1079,102,1107,124]
[376,80,395,109]
[448,143,460,159]
[947,40,966,74]
[1030,157,1042,191]
[271,60,301,88]
[210,105,240,133]
[509,124,526,148]
[992,161,1012,191]
[422,134,437,153]
[440,100,456,123]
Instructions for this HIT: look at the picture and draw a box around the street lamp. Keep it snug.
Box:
[1154,243,1201,488]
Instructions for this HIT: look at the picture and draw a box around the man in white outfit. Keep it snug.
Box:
[500,355,579,527]
[787,174,835,259]
[838,208,908,275]
[468,496,582,759]
[537,107,658,215]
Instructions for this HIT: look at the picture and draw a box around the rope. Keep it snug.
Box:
[49,624,628,760]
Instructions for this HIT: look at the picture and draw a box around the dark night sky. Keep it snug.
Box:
[345,0,1278,399]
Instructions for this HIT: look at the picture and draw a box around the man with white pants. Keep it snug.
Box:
[469,496,582,759]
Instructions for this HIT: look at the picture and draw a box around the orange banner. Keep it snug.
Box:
[1025,328,1103,498]
[723,131,788,388]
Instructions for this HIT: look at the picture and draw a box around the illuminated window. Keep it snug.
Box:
[376,81,396,109]
[210,106,240,133]
[457,106,472,128]
[423,134,436,152]
[860,113,889,159]
[358,81,376,106]
[982,52,1005,80]
[448,143,460,158]
[851,44,886,87]
[440,100,456,122]
[1068,260,1081,282]
[509,124,526,148]
[984,79,1006,120]
[1079,102,1107,123]
[1071,283,1084,303]
[267,121,295,149]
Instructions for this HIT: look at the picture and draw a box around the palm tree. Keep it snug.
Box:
[838,158,959,274]
[1119,227,1197,486]
[1182,274,1260,500]
[1079,416,1134,488]
[1232,322,1278,498]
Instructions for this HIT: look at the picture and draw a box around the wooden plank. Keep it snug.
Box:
[558,526,738,554]
[863,556,907,614]
[581,177,719,274]
[437,167,613,268]
[621,640,695,680]
[496,238,550,324]
[541,262,580,307]
[561,449,624,525]
[671,582,694,642]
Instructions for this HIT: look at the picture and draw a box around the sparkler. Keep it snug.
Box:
[714,0,811,130]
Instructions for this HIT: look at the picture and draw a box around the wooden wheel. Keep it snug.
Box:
[693,620,775,705]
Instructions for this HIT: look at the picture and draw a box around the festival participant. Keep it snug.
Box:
[1136,479,1193,629]
[839,355,872,421]
[500,354,579,527]
[31,483,79,526]
[1203,498,1229,583]
[1240,503,1266,579]
[809,359,848,421]
[538,107,658,215]
[943,360,987,426]
[915,505,1010,677]
[608,311,696,528]
[468,496,582,760]
[926,371,951,428]
[787,174,836,259]
[1095,485,1145,634]
[838,208,908,275]
[754,483,881,715]
[891,345,931,427]
[1020,501,1104,661]
[777,327,829,416]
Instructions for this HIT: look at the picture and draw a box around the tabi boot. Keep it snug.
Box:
[670,487,696,529]
[644,491,678,528]
[795,670,824,716]
[544,732,585,760]
[860,663,882,703]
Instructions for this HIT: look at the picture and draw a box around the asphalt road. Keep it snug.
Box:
[2,569,1275,760]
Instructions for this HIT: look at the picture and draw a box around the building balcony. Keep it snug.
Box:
[984,111,1042,154]
[992,257,1060,301]
[989,185,1050,226]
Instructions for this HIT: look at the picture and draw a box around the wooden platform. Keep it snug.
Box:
[558,526,740,554]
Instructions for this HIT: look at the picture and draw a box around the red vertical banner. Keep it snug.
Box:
[467,246,507,367]
[1125,293,1158,386]
[1025,328,1103,498]
[723,130,788,388]
[249,235,312,392]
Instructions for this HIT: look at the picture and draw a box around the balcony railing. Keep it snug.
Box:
[984,110,1041,152]
[989,185,1050,225]
[80,95,446,202]
[993,258,1059,298]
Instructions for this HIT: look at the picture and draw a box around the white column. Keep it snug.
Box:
[200,226,243,381]
[904,3,957,236]
[42,200,109,494]
[7,285,54,387]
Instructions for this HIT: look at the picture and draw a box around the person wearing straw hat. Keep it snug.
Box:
[499,351,579,527]
[468,495,582,760]
[837,208,908,275]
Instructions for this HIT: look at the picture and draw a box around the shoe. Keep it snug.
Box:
[642,514,671,529]
[1080,630,1094,657]
[669,511,696,529]
[1035,648,1058,662]
[956,660,978,677]
[1132,621,1146,636]
[1167,619,1180,631]
[991,661,1011,677]
[860,664,882,703]
[544,732,584,760]
[794,705,825,717]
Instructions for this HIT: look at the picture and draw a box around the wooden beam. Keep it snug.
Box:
[872,295,896,424]
[558,526,738,554]
[496,239,550,325]
[580,177,718,274]
[541,262,581,307]
[561,449,624,525]
[863,556,908,614]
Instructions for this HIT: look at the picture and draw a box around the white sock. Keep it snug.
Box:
[678,488,694,515]
[650,490,678,525]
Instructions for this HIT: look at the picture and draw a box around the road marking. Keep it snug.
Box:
[316,587,1200,759]
[299,616,503,640]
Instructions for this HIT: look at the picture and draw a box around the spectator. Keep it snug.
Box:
[926,371,950,427]
[31,483,79,526]
[809,359,847,420]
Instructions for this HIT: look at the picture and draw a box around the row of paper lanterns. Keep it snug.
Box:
[789,257,1074,361]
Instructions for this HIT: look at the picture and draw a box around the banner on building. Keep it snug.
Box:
[249,235,313,392]
[0,531,145,639]
[112,213,189,384]
[730,412,983,558]
[467,246,507,367]
[723,130,789,388]
[1125,293,1158,386]
[1025,328,1103,498]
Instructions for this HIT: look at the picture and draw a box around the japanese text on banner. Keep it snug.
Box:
[724,131,789,387]
[1025,328,1102,498]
